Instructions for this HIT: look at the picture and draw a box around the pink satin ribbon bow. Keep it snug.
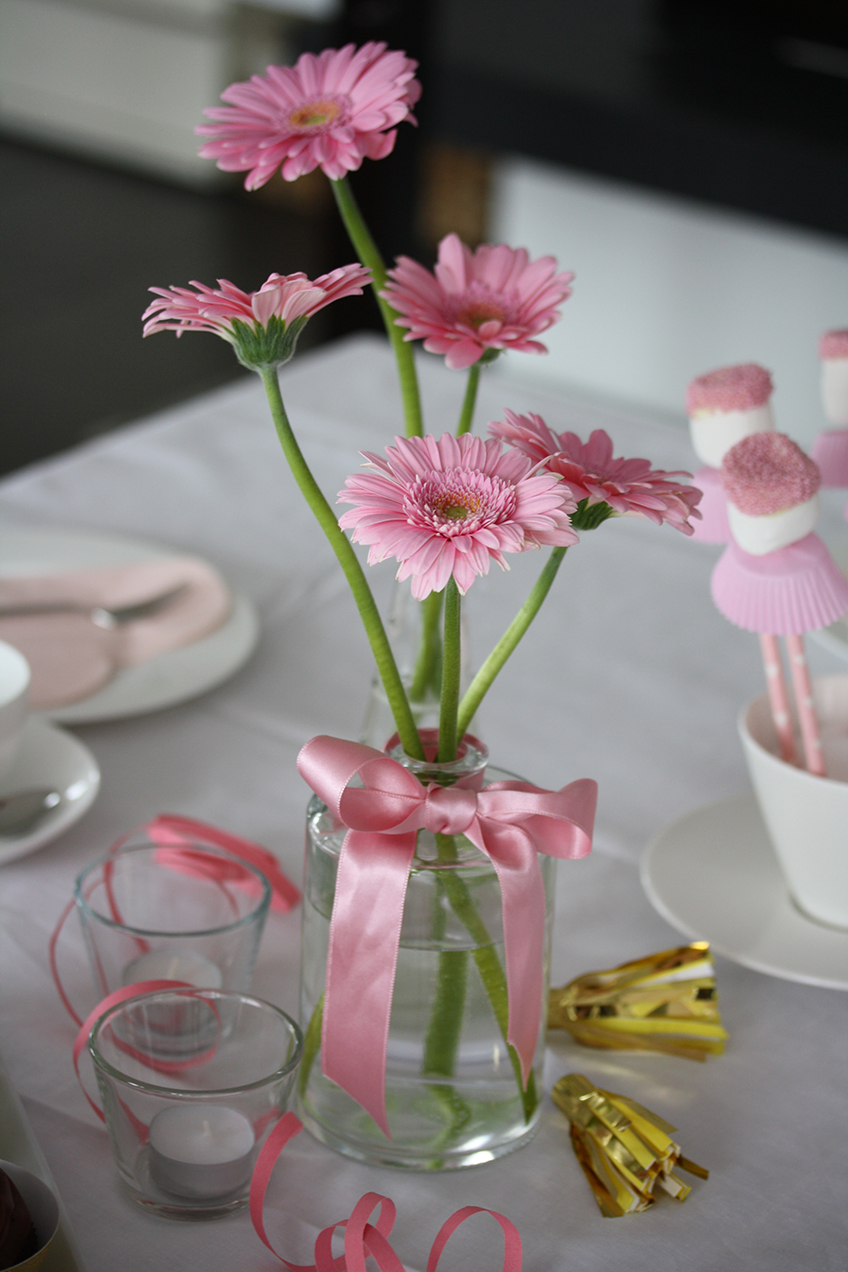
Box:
[297,736,597,1137]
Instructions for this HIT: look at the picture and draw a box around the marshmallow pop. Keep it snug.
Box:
[711,432,848,775]
[812,329,848,489]
[686,363,775,543]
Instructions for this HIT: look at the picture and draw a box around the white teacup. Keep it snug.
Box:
[0,641,30,783]
[739,674,848,930]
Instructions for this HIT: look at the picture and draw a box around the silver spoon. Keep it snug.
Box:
[0,582,188,629]
[0,788,61,836]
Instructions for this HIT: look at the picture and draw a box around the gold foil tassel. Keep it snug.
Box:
[548,942,727,1061]
[552,1073,709,1217]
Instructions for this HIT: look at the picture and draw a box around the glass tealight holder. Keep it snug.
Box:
[88,988,303,1219]
[74,839,272,1022]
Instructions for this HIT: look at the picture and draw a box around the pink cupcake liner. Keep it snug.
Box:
[689,466,729,543]
[711,532,848,634]
[812,428,848,488]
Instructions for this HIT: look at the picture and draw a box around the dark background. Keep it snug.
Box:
[3,0,848,476]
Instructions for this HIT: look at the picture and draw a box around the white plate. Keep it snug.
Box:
[641,793,848,991]
[0,717,100,864]
[0,526,259,723]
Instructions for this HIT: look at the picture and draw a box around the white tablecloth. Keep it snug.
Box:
[1,334,845,1271]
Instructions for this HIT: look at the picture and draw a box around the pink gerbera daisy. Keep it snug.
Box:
[142,265,370,369]
[489,411,703,534]
[380,234,574,370]
[196,42,420,188]
[338,433,578,600]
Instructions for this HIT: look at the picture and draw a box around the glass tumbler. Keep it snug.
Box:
[88,988,303,1218]
[74,839,272,1009]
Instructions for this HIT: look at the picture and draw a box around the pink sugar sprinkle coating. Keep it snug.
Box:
[686,362,773,414]
[721,432,820,515]
[819,329,848,359]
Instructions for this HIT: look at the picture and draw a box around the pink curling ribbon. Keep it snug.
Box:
[297,735,597,1138]
[145,814,302,914]
[250,1112,523,1271]
[72,980,193,1125]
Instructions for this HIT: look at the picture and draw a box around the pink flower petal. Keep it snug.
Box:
[444,340,485,369]
[197,43,419,186]
[383,234,573,371]
[488,412,702,533]
[142,265,369,367]
[338,432,577,598]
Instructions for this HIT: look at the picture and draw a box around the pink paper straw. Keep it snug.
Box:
[786,633,826,776]
[758,634,797,764]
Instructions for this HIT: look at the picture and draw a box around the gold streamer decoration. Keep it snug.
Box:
[552,1074,709,1217]
[548,942,727,1061]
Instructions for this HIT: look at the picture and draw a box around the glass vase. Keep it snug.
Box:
[296,734,555,1170]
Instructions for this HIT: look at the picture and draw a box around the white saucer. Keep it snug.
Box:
[0,525,259,724]
[641,794,848,991]
[0,718,100,865]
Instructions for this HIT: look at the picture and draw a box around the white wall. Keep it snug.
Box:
[490,156,848,448]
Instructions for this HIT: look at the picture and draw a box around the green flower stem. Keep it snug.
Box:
[297,989,323,1098]
[421,828,473,1146]
[438,579,462,763]
[423,947,468,1075]
[408,589,444,703]
[423,831,467,1138]
[422,832,465,1077]
[455,363,481,436]
[457,546,569,741]
[438,869,538,1123]
[331,177,423,439]
[260,366,423,760]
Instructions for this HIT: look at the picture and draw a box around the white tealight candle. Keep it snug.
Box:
[148,1105,255,1199]
[122,948,223,989]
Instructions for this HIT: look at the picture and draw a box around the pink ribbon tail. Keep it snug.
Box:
[321,828,417,1139]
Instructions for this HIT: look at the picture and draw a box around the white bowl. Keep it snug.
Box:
[0,641,30,782]
[739,674,848,930]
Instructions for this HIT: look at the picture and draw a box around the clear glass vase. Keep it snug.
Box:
[296,734,555,1170]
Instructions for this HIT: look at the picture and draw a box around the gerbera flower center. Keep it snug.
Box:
[456,297,507,329]
[288,97,347,133]
[433,491,481,521]
[451,290,511,330]
[405,470,517,537]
